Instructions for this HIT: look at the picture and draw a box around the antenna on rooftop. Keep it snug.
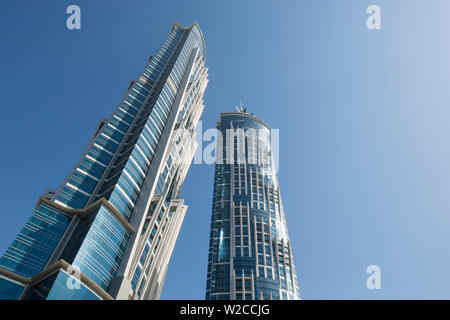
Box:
[235,100,247,113]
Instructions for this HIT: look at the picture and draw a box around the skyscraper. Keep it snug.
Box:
[205,110,300,300]
[0,22,208,300]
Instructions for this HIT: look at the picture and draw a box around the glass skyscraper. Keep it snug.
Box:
[0,22,208,300]
[205,110,300,300]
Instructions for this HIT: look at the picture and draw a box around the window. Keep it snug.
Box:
[245,279,251,291]
[235,279,242,291]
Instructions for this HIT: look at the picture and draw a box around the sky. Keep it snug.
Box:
[1,0,450,299]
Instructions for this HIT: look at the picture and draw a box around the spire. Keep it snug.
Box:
[235,100,247,113]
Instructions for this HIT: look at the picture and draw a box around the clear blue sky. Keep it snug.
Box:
[1,0,450,299]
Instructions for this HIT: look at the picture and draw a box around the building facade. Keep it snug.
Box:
[0,22,208,300]
[205,110,300,300]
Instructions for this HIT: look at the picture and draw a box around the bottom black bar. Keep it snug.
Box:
[0,300,447,318]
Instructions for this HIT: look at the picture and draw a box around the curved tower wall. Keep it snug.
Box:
[206,112,300,300]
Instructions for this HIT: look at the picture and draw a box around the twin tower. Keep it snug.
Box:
[0,22,299,300]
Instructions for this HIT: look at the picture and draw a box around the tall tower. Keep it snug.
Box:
[0,22,208,300]
[205,110,300,300]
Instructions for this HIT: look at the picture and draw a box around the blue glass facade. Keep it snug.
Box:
[0,203,71,278]
[206,112,300,300]
[46,272,100,300]
[0,278,25,300]
[63,206,130,290]
[0,22,208,300]
[55,27,186,212]
[23,271,100,300]
[106,25,202,221]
